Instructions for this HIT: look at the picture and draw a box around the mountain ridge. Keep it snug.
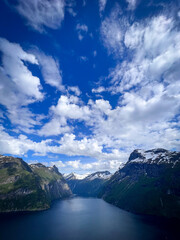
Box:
[0,155,72,212]
[99,148,180,219]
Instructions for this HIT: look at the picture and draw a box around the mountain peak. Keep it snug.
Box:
[85,171,112,181]
[128,148,179,165]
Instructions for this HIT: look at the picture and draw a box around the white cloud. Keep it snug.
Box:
[38,88,180,154]
[35,51,64,91]
[54,133,103,158]
[0,125,52,156]
[7,107,44,134]
[126,0,137,10]
[0,38,44,131]
[68,86,81,96]
[52,95,90,121]
[38,95,90,136]
[6,0,65,32]
[99,0,107,14]
[76,23,88,40]
[108,15,180,93]
[76,23,88,32]
[100,5,126,55]
[38,117,71,137]
[92,86,106,93]
[0,125,127,170]
[0,38,43,101]
[97,13,180,153]
[52,159,124,174]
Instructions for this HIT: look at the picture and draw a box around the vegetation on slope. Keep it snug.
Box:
[0,155,71,212]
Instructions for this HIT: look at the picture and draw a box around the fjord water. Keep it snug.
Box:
[0,198,179,240]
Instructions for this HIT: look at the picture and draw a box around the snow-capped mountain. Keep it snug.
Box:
[100,148,180,219]
[65,171,112,197]
[84,171,112,181]
[64,172,88,181]
[128,148,180,165]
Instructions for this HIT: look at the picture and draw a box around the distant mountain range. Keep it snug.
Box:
[0,155,71,212]
[64,172,89,181]
[65,171,112,197]
[99,148,180,219]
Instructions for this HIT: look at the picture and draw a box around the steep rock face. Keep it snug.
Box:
[30,164,71,201]
[66,171,112,197]
[100,149,180,219]
[0,155,71,212]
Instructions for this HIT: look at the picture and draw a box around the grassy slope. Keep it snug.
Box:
[32,167,62,184]
[0,158,49,212]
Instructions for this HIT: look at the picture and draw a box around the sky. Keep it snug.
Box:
[0,0,180,174]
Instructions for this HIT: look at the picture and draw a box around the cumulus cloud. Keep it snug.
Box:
[5,0,65,32]
[38,95,90,136]
[0,125,127,169]
[38,117,71,136]
[0,38,42,101]
[0,38,44,131]
[0,125,52,156]
[50,158,124,174]
[52,95,90,121]
[54,133,103,158]
[38,88,180,153]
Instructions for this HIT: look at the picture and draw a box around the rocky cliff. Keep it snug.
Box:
[30,163,71,201]
[100,149,180,219]
[0,155,72,212]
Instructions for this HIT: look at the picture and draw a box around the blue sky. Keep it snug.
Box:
[0,0,180,174]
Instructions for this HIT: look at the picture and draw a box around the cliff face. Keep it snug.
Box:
[30,163,71,201]
[0,155,71,212]
[100,149,180,219]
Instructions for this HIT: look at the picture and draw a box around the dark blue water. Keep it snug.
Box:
[0,197,179,240]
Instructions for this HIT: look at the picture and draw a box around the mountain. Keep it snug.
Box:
[85,171,112,181]
[64,172,89,181]
[30,163,72,201]
[0,155,72,212]
[65,171,112,197]
[99,149,180,219]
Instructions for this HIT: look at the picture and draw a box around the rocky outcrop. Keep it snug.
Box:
[0,155,72,212]
[100,149,180,219]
